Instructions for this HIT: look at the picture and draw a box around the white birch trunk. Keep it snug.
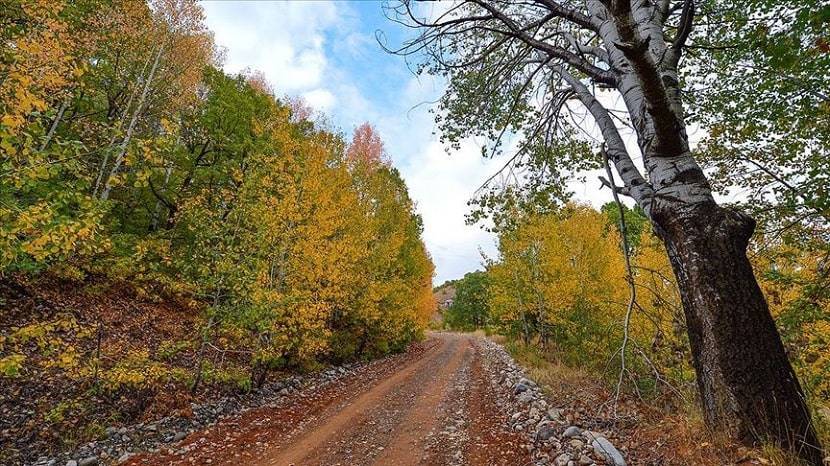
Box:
[587,0,713,212]
[40,96,69,152]
[100,43,165,201]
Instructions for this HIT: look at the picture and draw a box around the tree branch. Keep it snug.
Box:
[534,0,600,31]
[563,32,610,64]
[554,66,653,210]
[471,0,618,86]
[602,148,638,414]
[148,177,176,213]
[604,0,687,157]
[600,175,632,196]
[666,0,694,69]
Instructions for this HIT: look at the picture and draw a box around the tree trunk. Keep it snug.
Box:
[356,333,369,358]
[150,162,174,231]
[653,201,823,464]
[255,364,269,389]
[40,95,69,152]
[100,43,164,200]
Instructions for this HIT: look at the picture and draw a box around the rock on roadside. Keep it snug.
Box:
[592,436,626,466]
[475,337,628,466]
[37,360,367,466]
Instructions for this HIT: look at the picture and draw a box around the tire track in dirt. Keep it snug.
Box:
[410,339,475,466]
[126,333,529,466]
[125,340,437,466]
[264,334,467,465]
[463,341,529,466]
[371,336,472,465]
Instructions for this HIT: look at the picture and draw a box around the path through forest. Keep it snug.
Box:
[126,333,529,466]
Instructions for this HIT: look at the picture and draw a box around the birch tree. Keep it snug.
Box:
[387,0,823,461]
[99,42,164,200]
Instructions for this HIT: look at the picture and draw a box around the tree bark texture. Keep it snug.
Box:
[654,201,823,464]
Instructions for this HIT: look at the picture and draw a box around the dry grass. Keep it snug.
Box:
[490,336,800,465]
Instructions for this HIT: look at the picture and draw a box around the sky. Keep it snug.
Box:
[200,0,617,285]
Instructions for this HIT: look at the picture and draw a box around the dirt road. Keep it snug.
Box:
[127,333,528,466]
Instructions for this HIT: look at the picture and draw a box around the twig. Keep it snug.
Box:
[600,147,636,417]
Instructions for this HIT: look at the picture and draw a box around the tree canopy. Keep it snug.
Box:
[0,0,435,420]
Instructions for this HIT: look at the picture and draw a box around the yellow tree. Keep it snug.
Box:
[0,0,106,272]
[94,0,213,200]
[489,205,626,359]
[752,241,830,402]
[0,0,80,137]
[329,124,434,358]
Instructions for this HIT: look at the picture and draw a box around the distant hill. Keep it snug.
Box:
[433,284,456,309]
[431,282,457,325]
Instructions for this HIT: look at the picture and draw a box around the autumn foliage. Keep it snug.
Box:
[447,203,830,410]
[0,1,434,459]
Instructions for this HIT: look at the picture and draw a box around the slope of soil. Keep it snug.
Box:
[1,275,283,464]
[1,277,180,463]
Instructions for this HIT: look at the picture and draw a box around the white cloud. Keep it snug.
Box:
[360,74,506,284]
[302,88,336,114]
[401,138,503,283]
[201,1,622,285]
[202,1,339,94]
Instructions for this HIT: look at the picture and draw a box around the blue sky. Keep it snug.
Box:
[201,1,614,284]
[201,0,508,285]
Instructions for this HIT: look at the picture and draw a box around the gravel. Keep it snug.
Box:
[476,338,628,466]
[35,361,364,466]
[38,337,630,466]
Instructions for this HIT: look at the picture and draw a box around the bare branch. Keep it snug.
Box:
[534,0,599,31]
[471,0,618,86]
[602,148,637,413]
[600,175,631,197]
[666,0,694,69]
[563,32,610,64]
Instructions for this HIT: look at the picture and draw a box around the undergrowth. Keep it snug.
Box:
[497,335,829,465]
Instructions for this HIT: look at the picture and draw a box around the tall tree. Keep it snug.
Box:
[488,206,626,348]
[387,0,822,460]
[346,122,388,166]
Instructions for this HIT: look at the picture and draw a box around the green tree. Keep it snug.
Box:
[689,0,830,236]
[600,202,648,249]
[444,271,490,330]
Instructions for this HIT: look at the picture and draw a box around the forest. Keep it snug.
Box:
[2,0,829,465]
[1,0,434,462]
